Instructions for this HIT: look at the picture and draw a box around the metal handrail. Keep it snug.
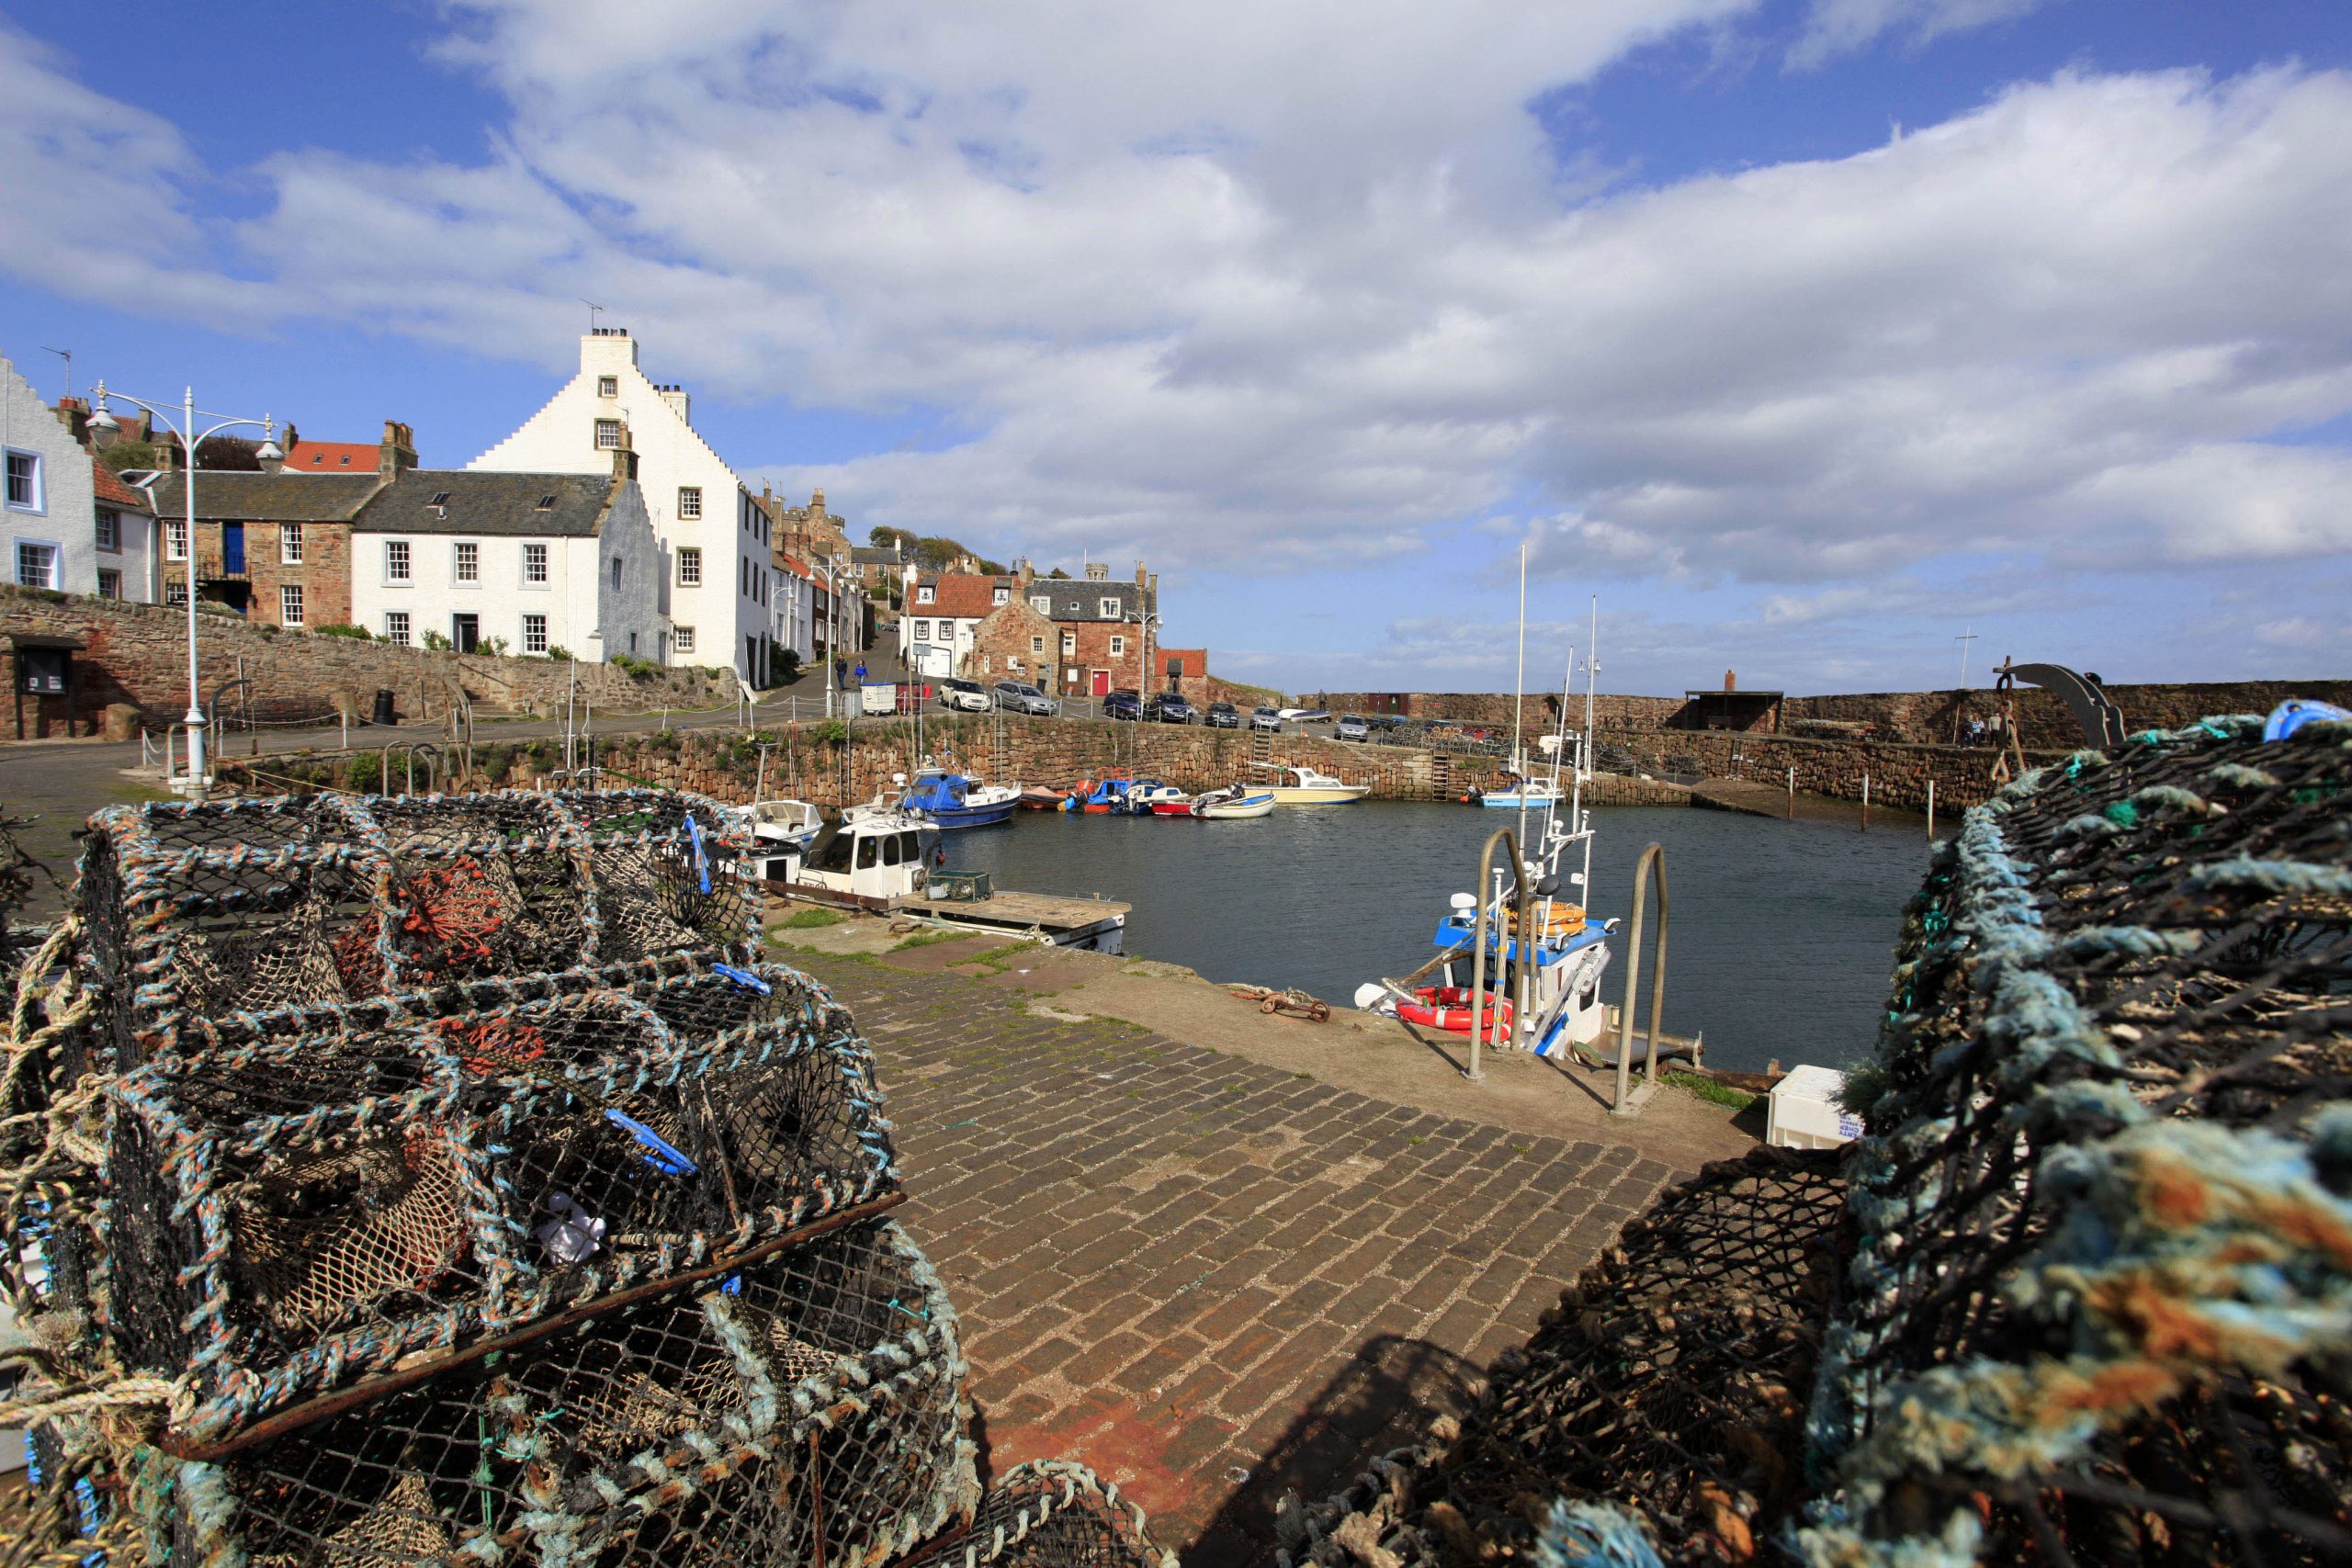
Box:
[1465,827,1532,1083]
[1611,841,1669,1118]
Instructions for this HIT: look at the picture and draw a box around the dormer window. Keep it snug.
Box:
[992,586,1009,604]
[1031,595,1050,614]
[917,585,934,604]
[536,493,556,510]
[428,491,451,508]
[1099,597,1119,618]
[598,376,618,398]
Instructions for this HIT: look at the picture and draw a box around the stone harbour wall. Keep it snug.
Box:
[1599,727,2063,811]
[0,585,734,735]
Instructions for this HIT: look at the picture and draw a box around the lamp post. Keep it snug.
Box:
[86,384,279,798]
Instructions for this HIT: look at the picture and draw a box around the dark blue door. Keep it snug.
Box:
[221,522,245,574]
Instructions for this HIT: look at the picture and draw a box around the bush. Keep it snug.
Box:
[546,644,573,662]
[311,623,370,640]
[810,717,848,747]
[775,648,803,683]
[421,629,452,651]
[608,653,658,680]
[344,753,383,793]
[484,636,510,656]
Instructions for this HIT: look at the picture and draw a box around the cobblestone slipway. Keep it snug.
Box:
[788,948,1683,1564]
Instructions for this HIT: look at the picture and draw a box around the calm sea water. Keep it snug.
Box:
[932,801,1929,1075]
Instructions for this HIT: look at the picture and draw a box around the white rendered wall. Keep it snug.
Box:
[1,354,97,594]
[469,333,763,672]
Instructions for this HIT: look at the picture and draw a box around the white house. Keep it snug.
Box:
[91,463,159,603]
[348,452,661,664]
[469,328,775,682]
[2,351,98,596]
[898,570,1012,679]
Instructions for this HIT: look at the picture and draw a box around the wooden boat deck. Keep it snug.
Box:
[897,888,1131,933]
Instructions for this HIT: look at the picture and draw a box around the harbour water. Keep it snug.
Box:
[933,801,1928,1075]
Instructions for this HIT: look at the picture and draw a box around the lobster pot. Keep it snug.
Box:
[896,1462,1175,1568]
[68,788,756,1070]
[1803,715,2352,1565]
[160,1220,976,1568]
[104,973,898,1444]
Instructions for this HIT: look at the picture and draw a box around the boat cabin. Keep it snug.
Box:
[741,806,933,902]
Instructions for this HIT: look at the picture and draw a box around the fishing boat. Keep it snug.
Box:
[1248,762,1369,805]
[1356,593,1616,1060]
[1122,780,1190,815]
[733,803,933,901]
[899,767,1020,829]
[1063,777,1131,813]
[726,797,822,866]
[1464,772,1563,809]
[1017,786,1065,810]
[1190,784,1277,818]
[1147,795,1201,818]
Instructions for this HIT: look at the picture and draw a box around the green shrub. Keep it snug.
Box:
[609,653,658,680]
[775,649,803,683]
[547,644,574,662]
[421,629,452,651]
[810,718,848,747]
[311,623,370,640]
[344,753,383,793]
[484,636,510,656]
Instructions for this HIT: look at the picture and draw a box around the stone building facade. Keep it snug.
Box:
[969,599,1057,685]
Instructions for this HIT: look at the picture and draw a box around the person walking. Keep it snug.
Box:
[855,660,868,684]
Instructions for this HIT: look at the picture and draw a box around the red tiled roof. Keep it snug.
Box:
[914,573,1011,620]
[91,460,152,512]
[283,441,379,471]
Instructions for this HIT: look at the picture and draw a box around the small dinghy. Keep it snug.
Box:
[1190,784,1277,818]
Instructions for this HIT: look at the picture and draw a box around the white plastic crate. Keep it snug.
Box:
[1767,1064,1862,1149]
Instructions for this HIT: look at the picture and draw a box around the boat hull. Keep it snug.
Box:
[1148,799,1199,817]
[916,800,1018,829]
[1478,792,1561,809]
[1195,794,1276,818]
[1264,785,1369,805]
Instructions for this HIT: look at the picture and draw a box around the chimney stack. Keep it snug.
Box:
[611,423,639,481]
[1724,670,1736,692]
[379,421,418,478]
[54,396,91,449]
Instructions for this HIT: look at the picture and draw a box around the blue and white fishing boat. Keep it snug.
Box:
[899,767,1020,830]
[1358,594,1616,1060]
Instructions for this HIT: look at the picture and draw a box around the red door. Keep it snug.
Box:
[1090,669,1112,696]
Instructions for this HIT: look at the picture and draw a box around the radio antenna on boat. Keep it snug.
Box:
[1515,539,1530,855]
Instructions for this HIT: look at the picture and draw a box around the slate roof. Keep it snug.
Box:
[282,440,380,472]
[1015,578,1153,623]
[145,471,382,523]
[353,471,618,536]
[91,461,153,513]
[851,545,907,565]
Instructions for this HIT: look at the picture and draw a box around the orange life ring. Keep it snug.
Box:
[1395,986,1512,1035]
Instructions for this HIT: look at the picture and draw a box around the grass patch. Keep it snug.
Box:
[893,928,977,952]
[962,942,1042,974]
[775,906,846,931]
[1665,1070,1759,1111]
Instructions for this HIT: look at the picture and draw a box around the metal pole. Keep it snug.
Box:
[1861,773,1870,832]
[182,389,206,796]
[1927,777,1935,840]
[1787,766,1795,820]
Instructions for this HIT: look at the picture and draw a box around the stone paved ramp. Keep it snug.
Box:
[790,949,1687,1564]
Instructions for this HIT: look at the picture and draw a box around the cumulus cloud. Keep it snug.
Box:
[5,5,2350,689]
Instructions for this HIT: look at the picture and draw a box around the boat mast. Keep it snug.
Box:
[1582,596,1599,901]
[1514,540,1529,859]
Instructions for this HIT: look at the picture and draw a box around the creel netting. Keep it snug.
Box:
[895,1461,1176,1568]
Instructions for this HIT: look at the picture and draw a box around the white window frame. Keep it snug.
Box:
[916,585,934,604]
[279,523,302,564]
[677,547,702,586]
[597,375,618,398]
[912,619,931,640]
[1099,597,1119,617]
[14,539,59,589]
[522,541,548,586]
[992,586,1009,604]
[454,540,481,585]
[385,610,411,646]
[673,625,696,654]
[1031,595,1051,614]
[677,486,702,521]
[522,613,548,655]
[279,582,305,626]
[1031,635,1045,654]
[1109,635,1125,656]
[164,581,187,607]
[384,538,413,584]
[1062,631,1076,655]
[3,450,43,513]
[96,568,121,600]
[164,518,188,561]
[594,419,621,450]
[96,508,119,552]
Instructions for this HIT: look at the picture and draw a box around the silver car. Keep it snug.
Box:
[1335,715,1370,741]
[992,680,1055,716]
[1250,706,1283,733]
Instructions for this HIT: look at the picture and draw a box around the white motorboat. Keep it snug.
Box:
[1248,762,1369,805]
[1190,784,1278,818]
[1470,773,1564,810]
[724,798,822,880]
[754,805,933,902]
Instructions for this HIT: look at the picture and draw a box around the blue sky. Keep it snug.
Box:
[5,0,2349,695]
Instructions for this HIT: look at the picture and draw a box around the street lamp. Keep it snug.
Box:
[87,383,279,797]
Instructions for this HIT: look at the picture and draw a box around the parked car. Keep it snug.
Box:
[936,677,990,713]
[1250,706,1283,733]
[1334,714,1370,742]
[1204,701,1241,728]
[1102,689,1142,721]
[1145,693,1199,724]
[992,680,1054,716]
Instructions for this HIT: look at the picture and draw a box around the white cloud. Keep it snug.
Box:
[5,6,2351,688]
[1789,0,2053,71]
